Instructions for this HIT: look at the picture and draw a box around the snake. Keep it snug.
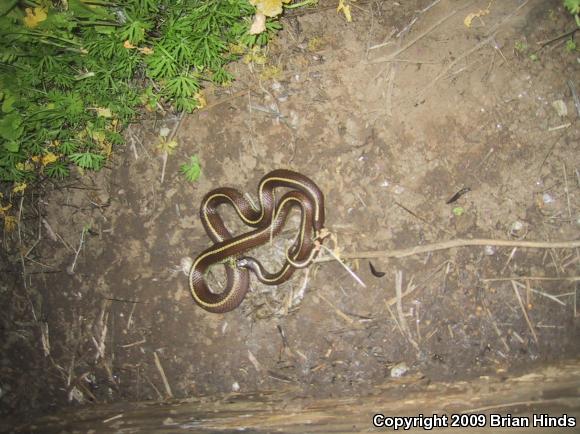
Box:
[189,169,326,313]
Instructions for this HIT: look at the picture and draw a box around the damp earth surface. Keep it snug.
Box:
[1,0,579,424]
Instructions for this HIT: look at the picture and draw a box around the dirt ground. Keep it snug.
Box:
[1,0,579,426]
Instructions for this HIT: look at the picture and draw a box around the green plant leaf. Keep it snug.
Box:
[564,0,580,14]
[45,161,70,178]
[2,95,16,113]
[164,74,199,98]
[3,140,20,153]
[0,112,23,141]
[120,18,151,44]
[59,141,78,155]
[70,151,105,170]
[180,155,201,182]
[0,0,286,184]
[452,207,465,216]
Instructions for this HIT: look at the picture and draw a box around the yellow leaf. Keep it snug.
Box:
[41,152,58,166]
[194,92,207,109]
[157,139,178,154]
[138,46,154,55]
[0,203,11,215]
[307,37,324,52]
[4,215,17,233]
[12,182,27,194]
[337,0,352,22]
[30,156,41,163]
[250,0,291,18]
[464,0,494,27]
[243,47,267,65]
[89,129,106,144]
[101,141,112,158]
[95,107,112,118]
[229,43,246,55]
[464,9,489,27]
[260,65,282,80]
[23,7,48,28]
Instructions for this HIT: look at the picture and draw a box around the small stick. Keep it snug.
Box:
[160,151,168,184]
[40,322,50,357]
[511,330,524,345]
[562,163,572,221]
[68,226,88,274]
[511,280,538,344]
[481,276,580,282]
[536,28,580,50]
[394,201,452,235]
[415,304,421,342]
[384,302,406,339]
[485,307,510,352]
[247,350,262,372]
[143,373,163,400]
[121,339,146,348]
[319,244,366,288]
[501,247,517,274]
[548,123,571,132]
[463,398,572,414]
[512,280,566,306]
[315,238,580,262]
[292,267,310,306]
[103,414,123,424]
[160,111,185,184]
[17,196,28,291]
[575,286,579,318]
[414,0,530,97]
[153,351,174,398]
[563,253,579,269]
[316,293,355,325]
[538,132,565,172]
[126,301,137,331]
[395,271,420,353]
[369,7,463,62]
[567,80,580,117]
[526,277,532,307]
[93,309,109,361]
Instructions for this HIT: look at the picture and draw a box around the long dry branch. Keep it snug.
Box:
[315,239,580,262]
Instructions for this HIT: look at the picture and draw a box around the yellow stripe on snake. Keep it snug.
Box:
[189,169,326,313]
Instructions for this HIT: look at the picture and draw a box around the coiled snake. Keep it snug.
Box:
[189,169,326,313]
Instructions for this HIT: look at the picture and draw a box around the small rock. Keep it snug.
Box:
[390,362,409,378]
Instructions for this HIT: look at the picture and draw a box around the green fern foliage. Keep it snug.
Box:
[0,0,283,184]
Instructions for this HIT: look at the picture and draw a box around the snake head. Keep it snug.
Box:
[236,257,250,268]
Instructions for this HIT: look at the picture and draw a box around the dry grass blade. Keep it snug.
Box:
[318,243,366,288]
[511,280,539,344]
[395,270,420,353]
[316,293,356,325]
[153,351,174,398]
[314,239,580,262]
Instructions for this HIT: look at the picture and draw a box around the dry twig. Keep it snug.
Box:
[316,238,580,262]
[153,351,174,398]
[511,280,539,344]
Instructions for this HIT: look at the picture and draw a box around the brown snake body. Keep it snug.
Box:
[189,169,325,313]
